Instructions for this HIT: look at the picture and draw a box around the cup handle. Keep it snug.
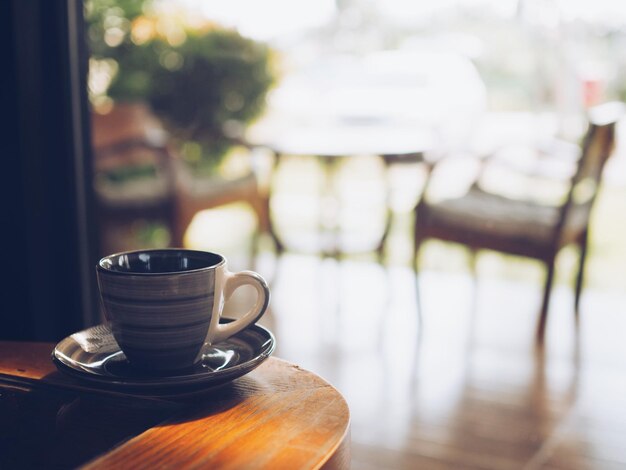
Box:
[212,270,270,344]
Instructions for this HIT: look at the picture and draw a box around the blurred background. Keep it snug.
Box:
[84,0,626,468]
[86,0,626,280]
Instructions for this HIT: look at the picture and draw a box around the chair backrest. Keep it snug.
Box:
[92,103,176,208]
[559,102,624,240]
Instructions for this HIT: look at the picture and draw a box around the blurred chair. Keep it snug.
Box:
[92,103,269,256]
[413,102,623,341]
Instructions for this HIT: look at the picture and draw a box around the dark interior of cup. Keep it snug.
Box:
[100,249,223,274]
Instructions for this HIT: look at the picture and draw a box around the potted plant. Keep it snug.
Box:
[85,0,277,175]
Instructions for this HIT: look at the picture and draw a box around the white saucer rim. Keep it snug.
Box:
[51,320,275,390]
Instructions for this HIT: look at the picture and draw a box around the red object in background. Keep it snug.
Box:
[583,76,604,108]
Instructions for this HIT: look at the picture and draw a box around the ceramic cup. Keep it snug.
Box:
[96,249,270,372]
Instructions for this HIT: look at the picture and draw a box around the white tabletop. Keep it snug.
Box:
[248,120,436,158]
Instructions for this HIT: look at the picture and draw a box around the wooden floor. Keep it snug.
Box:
[226,253,626,470]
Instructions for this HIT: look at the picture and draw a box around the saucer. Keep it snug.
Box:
[52,319,275,395]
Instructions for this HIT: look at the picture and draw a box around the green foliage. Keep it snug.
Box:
[85,0,276,169]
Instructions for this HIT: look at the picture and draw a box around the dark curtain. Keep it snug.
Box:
[0,0,99,340]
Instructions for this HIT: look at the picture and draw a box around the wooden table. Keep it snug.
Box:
[0,342,350,469]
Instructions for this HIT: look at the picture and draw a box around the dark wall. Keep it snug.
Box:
[0,0,100,340]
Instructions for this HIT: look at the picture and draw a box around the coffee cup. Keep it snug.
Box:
[96,248,270,372]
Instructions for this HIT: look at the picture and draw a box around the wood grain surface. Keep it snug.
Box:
[0,342,350,469]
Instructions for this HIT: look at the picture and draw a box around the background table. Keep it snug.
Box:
[0,342,350,469]
[249,121,435,256]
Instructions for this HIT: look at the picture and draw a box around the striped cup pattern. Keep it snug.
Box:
[97,249,221,372]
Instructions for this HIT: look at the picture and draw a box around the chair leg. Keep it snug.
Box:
[412,206,423,271]
[412,227,422,272]
[467,248,478,277]
[414,237,424,339]
[536,258,556,343]
[574,230,589,322]
[170,200,190,249]
[169,223,186,249]
[413,206,426,333]
[467,248,479,323]
[412,288,424,394]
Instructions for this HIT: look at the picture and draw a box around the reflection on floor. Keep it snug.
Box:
[224,253,626,470]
